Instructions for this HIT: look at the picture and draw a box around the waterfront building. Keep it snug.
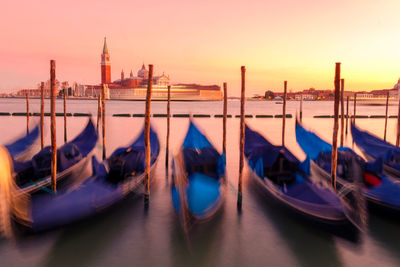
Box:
[90,38,222,101]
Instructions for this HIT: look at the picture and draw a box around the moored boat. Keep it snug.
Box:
[296,121,400,217]
[0,124,159,234]
[245,124,355,229]
[171,121,226,229]
[12,118,98,194]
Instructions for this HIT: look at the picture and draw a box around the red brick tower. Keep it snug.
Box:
[101,37,111,84]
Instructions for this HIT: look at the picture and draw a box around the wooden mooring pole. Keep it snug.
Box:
[223,82,227,155]
[102,84,106,159]
[345,96,349,135]
[300,93,303,122]
[340,79,344,147]
[353,93,357,124]
[97,94,101,134]
[384,91,389,141]
[396,91,400,146]
[144,64,154,206]
[166,85,171,169]
[331,62,341,190]
[63,90,67,143]
[40,82,45,149]
[282,81,287,146]
[26,93,29,135]
[238,66,246,210]
[50,60,57,192]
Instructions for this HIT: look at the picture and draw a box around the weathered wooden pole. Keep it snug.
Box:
[26,93,30,135]
[144,64,153,205]
[331,62,341,190]
[40,82,45,149]
[97,94,101,134]
[63,90,67,143]
[223,82,227,155]
[165,85,171,169]
[238,66,246,209]
[340,79,344,147]
[384,91,389,141]
[102,84,106,159]
[353,93,357,124]
[282,81,287,146]
[50,60,57,192]
[345,96,349,135]
[300,93,303,122]
[396,91,400,146]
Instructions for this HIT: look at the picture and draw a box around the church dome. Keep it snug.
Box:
[137,64,149,78]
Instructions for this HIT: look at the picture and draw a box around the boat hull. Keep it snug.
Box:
[310,160,400,215]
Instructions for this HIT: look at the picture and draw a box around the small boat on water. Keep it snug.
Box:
[5,125,40,162]
[351,123,400,178]
[12,118,98,194]
[0,125,159,234]
[245,124,355,230]
[171,121,226,229]
[296,121,400,216]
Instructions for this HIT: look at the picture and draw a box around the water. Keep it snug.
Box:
[0,98,399,267]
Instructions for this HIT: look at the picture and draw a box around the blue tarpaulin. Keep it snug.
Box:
[352,123,400,172]
[245,124,299,168]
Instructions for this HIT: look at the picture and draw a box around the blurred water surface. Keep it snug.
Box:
[0,98,399,267]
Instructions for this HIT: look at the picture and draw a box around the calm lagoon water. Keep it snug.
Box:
[0,98,399,267]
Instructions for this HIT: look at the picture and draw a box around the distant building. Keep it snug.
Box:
[92,38,222,101]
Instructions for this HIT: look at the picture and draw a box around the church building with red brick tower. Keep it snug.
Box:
[88,38,222,100]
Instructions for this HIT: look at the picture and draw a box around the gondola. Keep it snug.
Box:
[245,124,354,229]
[296,121,400,216]
[0,124,159,234]
[171,121,225,229]
[5,125,40,162]
[351,123,400,178]
[12,118,98,194]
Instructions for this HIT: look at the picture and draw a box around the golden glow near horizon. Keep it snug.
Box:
[1,0,400,96]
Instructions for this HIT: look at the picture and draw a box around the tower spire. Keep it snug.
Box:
[103,37,108,54]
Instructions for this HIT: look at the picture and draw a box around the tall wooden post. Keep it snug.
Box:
[223,82,228,155]
[300,93,303,122]
[144,64,153,205]
[97,94,102,134]
[282,81,287,146]
[26,94,29,135]
[345,96,349,135]
[353,93,357,124]
[40,82,44,149]
[331,63,341,190]
[166,85,171,169]
[63,91,67,143]
[102,84,106,159]
[238,66,246,209]
[384,91,389,141]
[50,60,57,192]
[340,79,344,147]
[396,91,400,146]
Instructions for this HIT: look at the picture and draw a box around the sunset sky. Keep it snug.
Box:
[1,0,400,96]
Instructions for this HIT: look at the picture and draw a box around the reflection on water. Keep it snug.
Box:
[0,99,400,267]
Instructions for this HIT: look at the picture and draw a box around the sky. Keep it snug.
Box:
[1,0,400,96]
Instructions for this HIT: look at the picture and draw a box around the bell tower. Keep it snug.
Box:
[101,37,111,84]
